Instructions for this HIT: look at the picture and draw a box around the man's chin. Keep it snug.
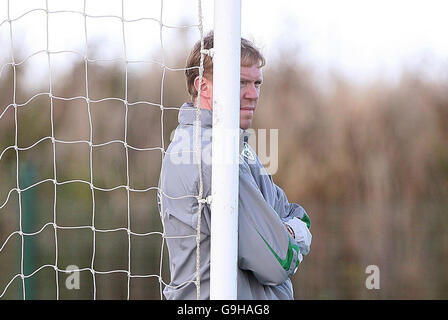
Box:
[240,120,252,130]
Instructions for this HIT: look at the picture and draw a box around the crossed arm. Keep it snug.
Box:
[237,165,312,285]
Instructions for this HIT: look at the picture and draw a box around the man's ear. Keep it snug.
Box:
[194,76,211,98]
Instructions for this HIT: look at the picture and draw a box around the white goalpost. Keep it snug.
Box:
[0,0,241,300]
[210,0,240,300]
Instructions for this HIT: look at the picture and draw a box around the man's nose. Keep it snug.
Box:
[244,83,259,99]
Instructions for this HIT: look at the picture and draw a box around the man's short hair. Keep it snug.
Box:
[185,31,266,101]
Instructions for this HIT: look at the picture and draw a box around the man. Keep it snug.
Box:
[158,32,311,300]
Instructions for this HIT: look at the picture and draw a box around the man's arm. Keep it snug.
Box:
[237,164,303,286]
[273,183,312,256]
[271,180,311,227]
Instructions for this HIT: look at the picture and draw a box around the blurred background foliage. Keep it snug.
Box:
[1,29,448,300]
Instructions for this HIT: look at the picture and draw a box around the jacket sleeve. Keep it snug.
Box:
[272,182,312,256]
[237,164,303,286]
[272,181,311,229]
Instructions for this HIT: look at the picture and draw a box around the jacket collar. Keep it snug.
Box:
[178,102,213,128]
[178,102,252,153]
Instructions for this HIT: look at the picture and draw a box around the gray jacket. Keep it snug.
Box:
[158,103,311,300]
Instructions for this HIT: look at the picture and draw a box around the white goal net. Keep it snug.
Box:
[0,0,209,300]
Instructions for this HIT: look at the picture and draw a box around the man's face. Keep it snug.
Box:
[239,65,263,130]
[196,64,263,130]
